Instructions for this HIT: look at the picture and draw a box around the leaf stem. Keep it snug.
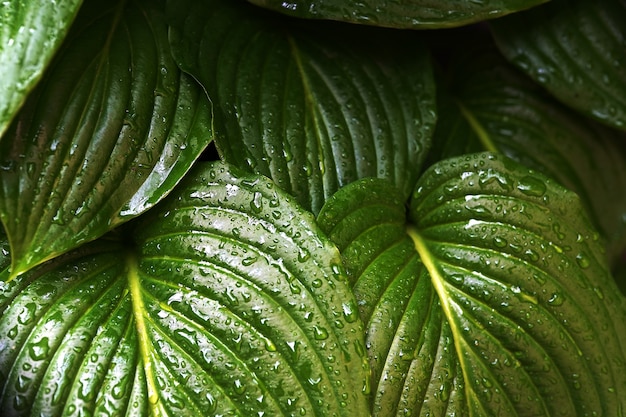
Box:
[127,252,165,416]
[407,226,475,409]
[456,101,499,153]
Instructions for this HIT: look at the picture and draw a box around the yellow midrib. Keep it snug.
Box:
[407,226,477,411]
[127,252,166,416]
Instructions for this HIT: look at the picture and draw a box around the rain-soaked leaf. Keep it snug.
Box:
[0,0,212,278]
[429,40,626,265]
[491,0,626,131]
[167,0,436,214]
[318,153,626,416]
[0,161,369,416]
[247,0,548,29]
[0,0,82,138]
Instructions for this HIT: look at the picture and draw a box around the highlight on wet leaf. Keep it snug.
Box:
[0,0,213,278]
[0,161,370,417]
[317,152,626,416]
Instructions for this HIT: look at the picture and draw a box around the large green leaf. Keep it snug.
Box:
[429,41,626,265]
[0,161,369,416]
[491,0,626,131]
[0,0,82,138]
[0,0,212,278]
[167,0,436,214]
[246,0,549,29]
[318,153,626,415]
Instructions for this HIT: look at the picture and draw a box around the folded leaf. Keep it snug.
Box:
[318,153,626,416]
[0,0,82,137]
[0,161,369,416]
[491,0,626,131]
[247,0,548,29]
[168,0,435,214]
[0,0,212,278]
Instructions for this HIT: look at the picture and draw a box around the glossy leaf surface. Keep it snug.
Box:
[430,42,626,264]
[247,0,548,29]
[168,0,436,214]
[491,0,626,130]
[0,0,82,137]
[0,0,212,277]
[0,161,369,416]
[318,153,626,415]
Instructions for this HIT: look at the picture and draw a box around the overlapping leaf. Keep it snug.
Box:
[247,0,548,29]
[491,0,626,131]
[318,152,626,416]
[0,0,213,278]
[0,161,369,416]
[167,0,436,214]
[430,43,626,264]
[0,0,82,137]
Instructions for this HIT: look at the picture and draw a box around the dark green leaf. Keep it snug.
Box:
[318,153,626,416]
[0,0,82,137]
[0,0,212,278]
[0,161,369,416]
[430,41,626,265]
[168,0,435,214]
[247,0,549,29]
[491,0,626,131]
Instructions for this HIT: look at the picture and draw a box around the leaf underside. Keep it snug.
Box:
[0,0,213,278]
[0,161,369,417]
[318,152,626,416]
[247,0,549,29]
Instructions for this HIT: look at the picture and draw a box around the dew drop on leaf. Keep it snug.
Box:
[517,176,547,197]
[313,326,329,340]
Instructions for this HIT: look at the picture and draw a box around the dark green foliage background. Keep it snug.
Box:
[1,0,625,416]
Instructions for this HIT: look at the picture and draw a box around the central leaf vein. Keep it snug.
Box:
[126,252,165,416]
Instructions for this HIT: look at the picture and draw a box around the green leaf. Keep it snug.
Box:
[318,153,626,415]
[0,0,212,278]
[246,0,549,29]
[0,0,82,138]
[491,0,626,131]
[167,0,436,214]
[430,41,626,265]
[0,161,369,416]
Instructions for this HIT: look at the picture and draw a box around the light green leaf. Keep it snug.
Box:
[0,161,369,416]
[167,0,435,214]
[0,0,212,278]
[247,0,549,29]
[430,41,626,265]
[491,0,626,130]
[0,0,82,138]
[318,153,626,415]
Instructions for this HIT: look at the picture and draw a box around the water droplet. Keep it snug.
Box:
[250,192,263,213]
[493,237,507,248]
[548,292,564,306]
[576,253,590,269]
[242,256,258,266]
[297,248,310,263]
[233,379,246,395]
[29,337,50,360]
[517,176,546,197]
[342,303,358,323]
[313,326,328,340]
